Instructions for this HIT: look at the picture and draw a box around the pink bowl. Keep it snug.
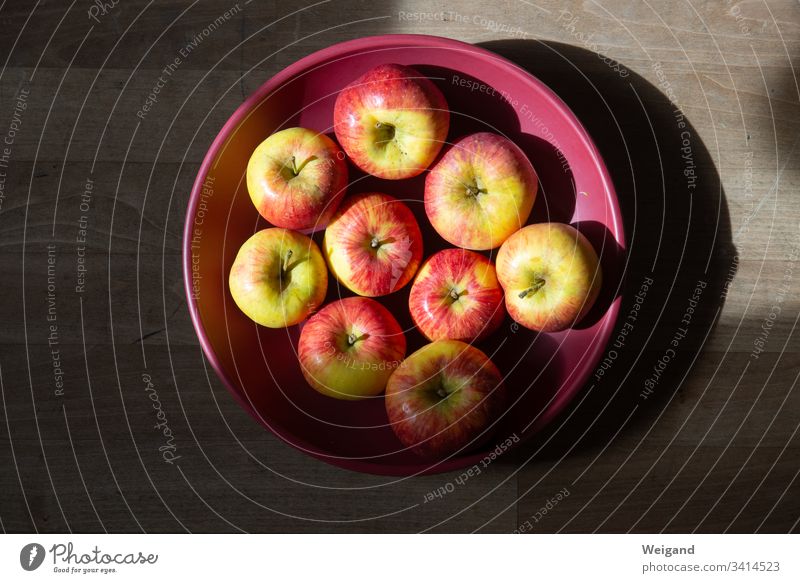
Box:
[183,34,625,475]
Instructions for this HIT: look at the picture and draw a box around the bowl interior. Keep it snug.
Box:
[186,36,625,475]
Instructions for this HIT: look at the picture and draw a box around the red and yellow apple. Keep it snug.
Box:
[385,340,506,458]
[298,297,406,400]
[246,127,348,231]
[333,63,449,180]
[425,132,538,250]
[323,192,423,297]
[409,248,505,343]
[496,223,601,332]
[229,228,327,328]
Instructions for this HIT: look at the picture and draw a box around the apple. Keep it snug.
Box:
[229,228,328,328]
[425,132,538,250]
[323,192,423,297]
[496,223,601,332]
[333,63,449,180]
[298,297,406,400]
[246,127,348,231]
[385,340,506,458]
[409,248,506,343]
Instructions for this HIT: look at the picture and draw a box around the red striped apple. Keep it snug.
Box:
[229,228,327,328]
[385,340,506,458]
[409,248,505,343]
[246,127,348,231]
[425,132,538,250]
[298,297,406,400]
[496,223,601,332]
[323,192,423,297]
[334,63,449,180]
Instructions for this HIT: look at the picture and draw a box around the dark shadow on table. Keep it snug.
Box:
[476,40,738,460]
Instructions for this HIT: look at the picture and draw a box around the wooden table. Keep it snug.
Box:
[0,0,798,533]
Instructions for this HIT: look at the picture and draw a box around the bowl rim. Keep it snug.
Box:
[183,33,625,476]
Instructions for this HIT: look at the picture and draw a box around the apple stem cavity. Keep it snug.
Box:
[518,277,546,299]
[374,121,396,145]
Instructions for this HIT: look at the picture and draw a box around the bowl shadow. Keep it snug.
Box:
[476,39,737,460]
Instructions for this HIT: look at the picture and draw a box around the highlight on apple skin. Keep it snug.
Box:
[409,248,506,343]
[323,192,424,297]
[496,222,602,333]
[385,340,506,459]
[333,63,450,180]
[298,297,406,400]
[228,228,328,328]
[425,132,538,250]
[246,127,348,231]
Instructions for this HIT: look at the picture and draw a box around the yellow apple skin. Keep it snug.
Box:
[229,228,327,328]
[246,127,348,231]
[496,223,601,332]
[425,132,537,250]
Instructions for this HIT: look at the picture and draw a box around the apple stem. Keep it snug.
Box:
[282,249,293,273]
[290,156,298,176]
[346,332,368,346]
[436,387,447,399]
[370,237,380,249]
[449,288,462,301]
[466,184,487,197]
[518,277,546,299]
